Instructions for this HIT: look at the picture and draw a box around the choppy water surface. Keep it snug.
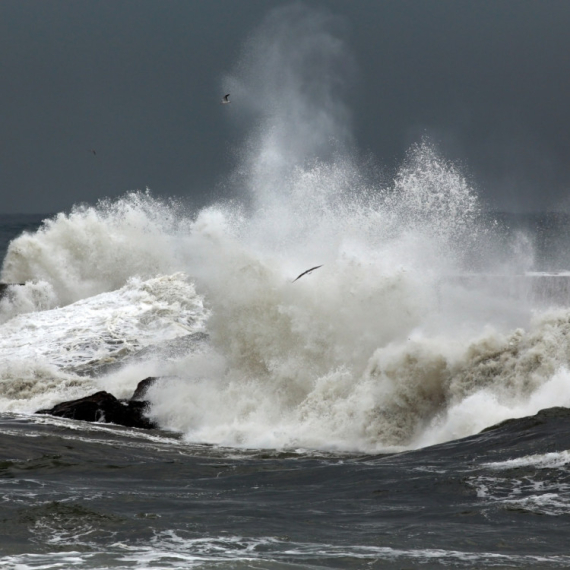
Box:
[2,409,570,569]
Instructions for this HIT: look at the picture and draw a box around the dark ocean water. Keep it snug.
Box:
[2,210,570,569]
[2,409,570,569]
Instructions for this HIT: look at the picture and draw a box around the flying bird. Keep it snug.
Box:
[89,149,97,156]
[292,265,323,283]
[221,93,230,104]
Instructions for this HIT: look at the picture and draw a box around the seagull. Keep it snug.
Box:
[292,265,323,283]
[221,93,230,104]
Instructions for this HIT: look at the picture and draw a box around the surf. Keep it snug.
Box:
[1,4,569,453]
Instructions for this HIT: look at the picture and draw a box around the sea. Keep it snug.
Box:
[3,5,570,565]
[2,142,570,569]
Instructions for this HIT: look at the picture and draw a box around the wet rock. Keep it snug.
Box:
[481,406,570,433]
[36,390,157,430]
[131,377,158,401]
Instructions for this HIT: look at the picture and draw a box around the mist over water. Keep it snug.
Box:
[2,5,570,452]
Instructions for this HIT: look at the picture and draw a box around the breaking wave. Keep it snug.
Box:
[1,4,569,452]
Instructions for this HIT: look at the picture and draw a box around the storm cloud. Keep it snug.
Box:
[0,0,569,213]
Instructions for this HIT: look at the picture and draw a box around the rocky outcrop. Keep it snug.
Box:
[36,377,159,429]
[130,376,158,401]
[480,406,570,433]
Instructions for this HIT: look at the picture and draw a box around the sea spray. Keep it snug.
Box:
[0,280,58,325]
[144,142,512,451]
[223,4,354,177]
[1,5,569,452]
[144,6,569,450]
[0,274,207,414]
[1,192,190,310]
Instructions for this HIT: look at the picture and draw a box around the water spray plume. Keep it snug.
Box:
[1,6,569,453]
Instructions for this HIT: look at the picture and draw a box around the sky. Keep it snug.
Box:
[0,0,569,214]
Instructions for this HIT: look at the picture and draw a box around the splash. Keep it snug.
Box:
[0,192,193,313]
[224,3,354,186]
[0,274,207,413]
[1,5,568,452]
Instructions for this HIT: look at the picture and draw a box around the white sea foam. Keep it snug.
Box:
[0,274,207,413]
[470,473,570,516]
[485,450,570,470]
[1,5,570,452]
[1,192,192,311]
[4,532,569,569]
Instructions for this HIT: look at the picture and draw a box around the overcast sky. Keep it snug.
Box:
[1,0,569,214]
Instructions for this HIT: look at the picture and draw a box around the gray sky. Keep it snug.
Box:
[1,0,569,214]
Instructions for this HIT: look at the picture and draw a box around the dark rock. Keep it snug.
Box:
[36,390,157,430]
[131,377,158,401]
[480,406,570,433]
